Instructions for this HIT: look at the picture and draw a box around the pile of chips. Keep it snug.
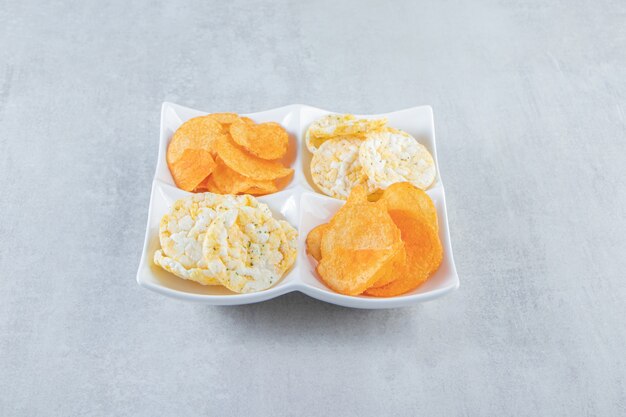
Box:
[308,114,436,200]
[167,113,293,195]
[306,182,442,297]
[154,193,297,294]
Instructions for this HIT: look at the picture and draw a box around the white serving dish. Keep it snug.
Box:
[136,102,459,308]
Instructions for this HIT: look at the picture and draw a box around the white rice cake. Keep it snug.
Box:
[153,249,220,285]
[310,137,377,200]
[305,114,387,153]
[203,203,297,293]
[277,220,298,275]
[155,193,259,285]
[359,128,436,190]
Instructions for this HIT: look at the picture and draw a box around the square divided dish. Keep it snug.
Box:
[137,102,459,308]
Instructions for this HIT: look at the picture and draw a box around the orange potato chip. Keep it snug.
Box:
[317,201,403,295]
[306,185,368,264]
[366,182,440,291]
[229,120,289,160]
[368,242,406,289]
[205,112,240,125]
[166,116,224,165]
[205,175,222,193]
[193,175,211,192]
[381,182,438,230]
[367,189,384,202]
[241,116,255,124]
[216,134,293,181]
[192,175,222,194]
[331,184,369,220]
[364,211,442,297]
[346,184,368,205]
[211,159,278,195]
[242,184,279,196]
[316,184,376,260]
[306,224,328,262]
[317,243,403,296]
[168,148,216,192]
[322,200,398,254]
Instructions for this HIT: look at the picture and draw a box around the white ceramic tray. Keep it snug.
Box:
[136,102,459,308]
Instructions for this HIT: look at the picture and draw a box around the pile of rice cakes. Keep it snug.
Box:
[154,193,296,294]
[308,114,436,200]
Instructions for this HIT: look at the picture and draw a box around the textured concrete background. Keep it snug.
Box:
[1,0,625,415]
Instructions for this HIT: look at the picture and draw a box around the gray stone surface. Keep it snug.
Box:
[1,0,625,415]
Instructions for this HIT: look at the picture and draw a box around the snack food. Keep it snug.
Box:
[216,134,293,181]
[377,182,438,230]
[306,114,436,200]
[277,220,298,275]
[364,215,441,297]
[369,245,407,288]
[167,113,292,195]
[230,120,289,160]
[168,148,216,192]
[315,186,405,295]
[154,193,297,293]
[305,224,327,262]
[205,112,241,125]
[211,158,278,196]
[310,137,377,199]
[305,114,387,153]
[166,116,224,164]
[195,175,223,193]
[154,193,230,285]
[158,108,444,299]
[308,183,442,297]
[203,205,288,293]
[359,128,436,191]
